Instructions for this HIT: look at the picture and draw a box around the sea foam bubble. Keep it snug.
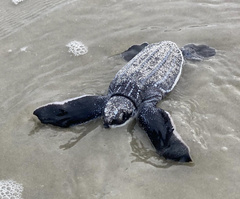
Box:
[12,0,24,5]
[0,180,24,199]
[66,41,88,56]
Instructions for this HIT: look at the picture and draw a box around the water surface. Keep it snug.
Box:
[0,0,240,198]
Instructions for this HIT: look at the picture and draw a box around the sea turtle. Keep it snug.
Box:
[33,41,216,162]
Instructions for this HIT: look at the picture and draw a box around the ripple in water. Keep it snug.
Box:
[1,0,78,39]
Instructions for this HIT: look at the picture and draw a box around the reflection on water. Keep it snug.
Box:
[30,117,101,150]
[127,120,194,168]
[59,121,100,150]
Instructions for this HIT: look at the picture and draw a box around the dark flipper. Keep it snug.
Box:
[138,102,192,162]
[181,44,216,61]
[121,42,148,61]
[33,95,108,127]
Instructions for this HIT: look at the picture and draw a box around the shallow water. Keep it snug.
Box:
[0,0,240,198]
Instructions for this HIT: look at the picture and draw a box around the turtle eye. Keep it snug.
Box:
[111,112,128,126]
[119,113,124,120]
[122,112,131,122]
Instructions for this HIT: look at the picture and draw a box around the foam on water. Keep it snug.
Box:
[12,0,24,5]
[20,46,28,52]
[66,41,88,56]
[0,180,23,199]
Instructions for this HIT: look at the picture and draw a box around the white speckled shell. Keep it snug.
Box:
[109,41,184,105]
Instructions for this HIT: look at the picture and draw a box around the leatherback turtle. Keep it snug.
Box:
[33,41,216,162]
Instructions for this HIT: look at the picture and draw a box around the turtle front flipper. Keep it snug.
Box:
[181,44,216,61]
[138,102,192,163]
[121,42,148,61]
[33,95,108,127]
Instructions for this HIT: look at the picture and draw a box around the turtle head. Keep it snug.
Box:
[103,96,136,128]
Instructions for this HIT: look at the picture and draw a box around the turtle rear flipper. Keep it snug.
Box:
[33,95,108,127]
[121,42,148,61]
[181,44,216,61]
[138,102,192,163]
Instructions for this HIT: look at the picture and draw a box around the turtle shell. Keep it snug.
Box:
[108,41,184,106]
